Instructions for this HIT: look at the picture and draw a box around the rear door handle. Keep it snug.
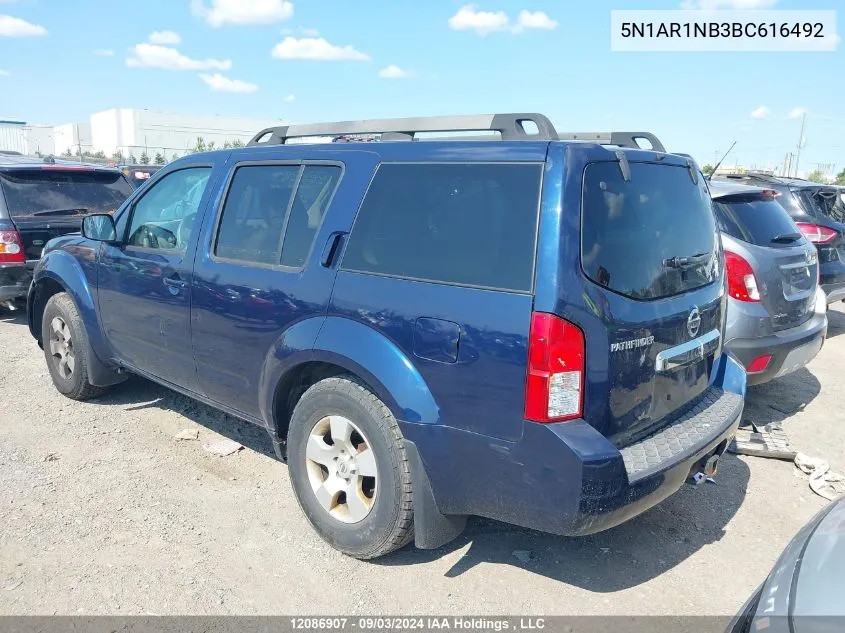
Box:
[321,232,347,268]
[163,276,188,290]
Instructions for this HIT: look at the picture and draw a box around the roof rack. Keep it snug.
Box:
[248,113,559,146]
[555,132,666,153]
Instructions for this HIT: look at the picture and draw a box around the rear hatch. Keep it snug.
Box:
[0,167,133,260]
[578,158,724,446]
[713,190,817,330]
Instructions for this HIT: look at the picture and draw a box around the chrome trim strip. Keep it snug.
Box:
[655,329,721,372]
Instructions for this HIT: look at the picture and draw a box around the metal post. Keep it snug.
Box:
[794,112,806,178]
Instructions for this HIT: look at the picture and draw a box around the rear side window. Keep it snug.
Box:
[280,166,341,268]
[714,195,803,248]
[0,168,133,217]
[215,165,299,265]
[341,163,542,292]
[581,162,719,301]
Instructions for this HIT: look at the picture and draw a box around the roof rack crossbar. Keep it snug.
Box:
[248,113,559,146]
[555,131,666,153]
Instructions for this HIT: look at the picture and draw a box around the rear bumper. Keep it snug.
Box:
[821,282,845,303]
[725,299,827,386]
[0,262,34,301]
[402,353,745,538]
[819,255,845,302]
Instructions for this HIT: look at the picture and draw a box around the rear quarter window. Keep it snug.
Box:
[581,161,720,301]
[341,162,542,292]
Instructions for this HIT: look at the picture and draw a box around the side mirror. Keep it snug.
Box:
[82,213,117,242]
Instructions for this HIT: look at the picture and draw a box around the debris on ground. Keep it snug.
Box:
[174,429,199,441]
[728,422,796,460]
[794,453,845,501]
[512,550,532,563]
[4,580,23,591]
[202,439,243,457]
[42,453,60,462]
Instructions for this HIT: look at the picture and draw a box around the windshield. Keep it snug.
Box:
[714,195,804,248]
[581,161,720,301]
[0,168,133,217]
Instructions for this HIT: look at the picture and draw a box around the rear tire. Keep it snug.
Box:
[287,375,414,559]
[42,293,107,401]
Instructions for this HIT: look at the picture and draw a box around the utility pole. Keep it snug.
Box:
[794,112,807,178]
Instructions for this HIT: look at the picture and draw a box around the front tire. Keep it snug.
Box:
[42,293,107,401]
[287,376,414,559]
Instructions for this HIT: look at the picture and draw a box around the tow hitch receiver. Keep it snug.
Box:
[688,453,721,486]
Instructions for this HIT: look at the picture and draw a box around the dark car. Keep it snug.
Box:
[27,113,745,559]
[715,172,845,303]
[709,180,827,385]
[121,165,162,189]
[728,495,845,632]
[0,154,134,307]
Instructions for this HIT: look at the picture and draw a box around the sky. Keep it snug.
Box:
[0,0,843,175]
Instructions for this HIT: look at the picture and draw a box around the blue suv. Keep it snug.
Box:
[27,114,746,559]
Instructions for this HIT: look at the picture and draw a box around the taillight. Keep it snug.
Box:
[525,312,584,423]
[0,230,25,264]
[724,251,760,302]
[796,222,838,244]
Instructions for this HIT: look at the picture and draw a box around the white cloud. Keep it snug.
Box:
[513,10,558,32]
[271,36,369,61]
[149,30,181,45]
[0,14,47,37]
[448,5,510,35]
[680,0,777,8]
[93,49,115,56]
[192,0,293,27]
[127,43,232,71]
[750,105,770,119]
[199,73,258,93]
[378,64,414,79]
[788,107,807,119]
[300,27,319,37]
[284,93,295,102]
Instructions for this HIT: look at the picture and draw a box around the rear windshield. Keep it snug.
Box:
[0,168,133,217]
[793,187,845,222]
[713,195,803,248]
[581,161,720,301]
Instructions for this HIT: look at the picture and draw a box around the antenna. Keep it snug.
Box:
[707,141,736,180]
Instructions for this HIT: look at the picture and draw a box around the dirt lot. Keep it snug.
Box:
[1,305,844,616]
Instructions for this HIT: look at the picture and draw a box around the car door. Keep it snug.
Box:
[190,155,346,417]
[97,159,223,391]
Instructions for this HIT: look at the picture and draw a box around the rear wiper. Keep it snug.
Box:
[30,207,89,216]
[771,232,802,244]
[662,252,711,269]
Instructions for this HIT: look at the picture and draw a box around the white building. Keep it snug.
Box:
[53,122,92,157]
[85,108,284,159]
[0,119,55,155]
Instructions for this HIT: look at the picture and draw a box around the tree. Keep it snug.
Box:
[223,140,233,149]
[62,147,73,157]
[140,150,150,164]
[193,137,207,153]
[112,150,124,162]
[231,138,244,148]
[207,141,216,151]
[171,153,179,162]
[93,151,107,159]
[702,164,715,176]
[128,153,138,164]
[807,169,826,184]
[836,167,845,186]
[154,152,165,165]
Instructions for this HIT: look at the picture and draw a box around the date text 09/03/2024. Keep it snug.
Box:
[290,617,547,631]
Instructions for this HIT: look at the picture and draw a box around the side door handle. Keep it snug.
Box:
[163,275,188,291]
[321,232,347,268]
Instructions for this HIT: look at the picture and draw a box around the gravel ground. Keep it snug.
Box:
[1,305,844,616]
